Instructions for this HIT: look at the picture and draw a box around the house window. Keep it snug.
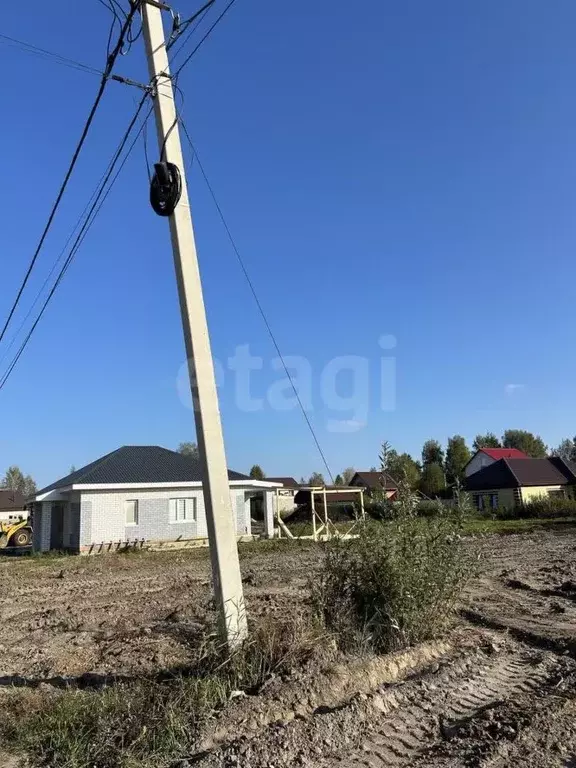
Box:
[125,500,138,525]
[548,489,565,499]
[170,498,197,523]
[474,493,498,511]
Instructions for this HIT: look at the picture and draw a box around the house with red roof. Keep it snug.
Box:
[464,447,529,478]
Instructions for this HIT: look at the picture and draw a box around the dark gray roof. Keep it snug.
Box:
[267,477,299,488]
[37,446,251,495]
[465,457,576,491]
[0,490,26,511]
[350,471,398,490]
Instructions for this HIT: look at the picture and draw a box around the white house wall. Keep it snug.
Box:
[465,453,496,477]
[79,487,251,547]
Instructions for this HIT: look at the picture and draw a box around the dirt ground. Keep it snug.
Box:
[0,528,575,766]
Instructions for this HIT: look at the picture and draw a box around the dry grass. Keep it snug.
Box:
[0,613,326,768]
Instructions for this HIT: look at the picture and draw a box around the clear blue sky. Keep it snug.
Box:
[1,0,576,486]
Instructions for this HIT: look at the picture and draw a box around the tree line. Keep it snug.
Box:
[380,430,551,496]
[1,466,37,497]
[187,429,576,498]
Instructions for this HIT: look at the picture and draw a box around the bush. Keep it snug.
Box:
[520,496,576,520]
[314,494,474,654]
[490,496,576,521]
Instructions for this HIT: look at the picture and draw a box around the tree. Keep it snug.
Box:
[552,438,575,462]
[178,442,199,458]
[334,474,344,485]
[472,432,501,451]
[23,475,37,497]
[341,467,356,485]
[308,472,325,486]
[1,466,36,497]
[502,429,547,458]
[422,439,444,467]
[445,435,471,485]
[249,464,265,480]
[69,465,76,474]
[387,452,421,490]
[420,463,445,497]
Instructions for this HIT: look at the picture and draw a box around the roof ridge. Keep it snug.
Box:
[502,458,521,486]
[74,446,126,484]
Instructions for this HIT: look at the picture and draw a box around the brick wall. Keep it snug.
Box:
[79,487,251,546]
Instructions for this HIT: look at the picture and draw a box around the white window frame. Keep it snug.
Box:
[125,499,139,526]
[169,497,197,524]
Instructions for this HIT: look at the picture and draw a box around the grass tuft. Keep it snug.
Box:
[0,614,326,768]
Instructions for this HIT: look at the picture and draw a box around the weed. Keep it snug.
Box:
[1,614,326,768]
[313,485,474,654]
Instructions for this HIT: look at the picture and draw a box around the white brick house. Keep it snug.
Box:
[30,446,281,553]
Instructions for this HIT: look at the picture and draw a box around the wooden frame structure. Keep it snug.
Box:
[275,485,365,541]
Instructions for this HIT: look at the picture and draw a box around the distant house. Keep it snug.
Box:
[464,448,528,478]
[29,446,281,553]
[465,456,576,511]
[0,490,27,521]
[267,477,300,516]
[349,471,398,500]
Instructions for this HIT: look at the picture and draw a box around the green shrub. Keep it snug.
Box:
[521,496,576,520]
[415,499,446,517]
[313,491,474,653]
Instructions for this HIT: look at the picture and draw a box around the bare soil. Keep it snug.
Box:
[0,529,575,766]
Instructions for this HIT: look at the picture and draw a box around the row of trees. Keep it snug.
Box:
[1,466,36,497]
[185,429,576,498]
[297,430,551,497]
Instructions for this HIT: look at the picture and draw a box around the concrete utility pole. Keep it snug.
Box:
[141,0,247,646]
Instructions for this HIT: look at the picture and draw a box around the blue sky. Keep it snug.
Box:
[1,0,576,486]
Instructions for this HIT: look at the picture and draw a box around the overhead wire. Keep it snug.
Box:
[171,0,239,78]
[0,32,104,77]
[0,99,152,370]
[178,119,335,484]
[0,95,153,392]
[166,0,217,53]
[0,0,141,348]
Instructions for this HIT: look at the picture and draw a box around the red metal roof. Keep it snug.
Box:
[480,448,529,460]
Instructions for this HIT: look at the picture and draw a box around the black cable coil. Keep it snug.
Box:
[150,161,182,216]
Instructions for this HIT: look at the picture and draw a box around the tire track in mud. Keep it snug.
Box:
[192,642,569,768]
[331,651,557,767]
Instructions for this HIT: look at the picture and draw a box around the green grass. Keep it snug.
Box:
[286,515,576,540]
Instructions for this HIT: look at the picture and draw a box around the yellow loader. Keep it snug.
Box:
[0,518,32,548]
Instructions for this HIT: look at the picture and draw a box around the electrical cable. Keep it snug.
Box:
[0,101,152,370]
[167,0,217,51]
[0,32,104,76]
[0,1,141,348]
[0,95,153,392]
[179,119,335,484]
[172,0,239,78]
[168,4,213,64]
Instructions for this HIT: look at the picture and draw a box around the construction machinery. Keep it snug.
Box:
[0,517,32,548]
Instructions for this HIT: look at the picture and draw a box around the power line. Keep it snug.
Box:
[0,96,153,392]
[0,1,141,348]
[172,0,239,78]
[167,0,217,53]
[0,101,151,371]
[179,119,335,484]
[0,32,103,76]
